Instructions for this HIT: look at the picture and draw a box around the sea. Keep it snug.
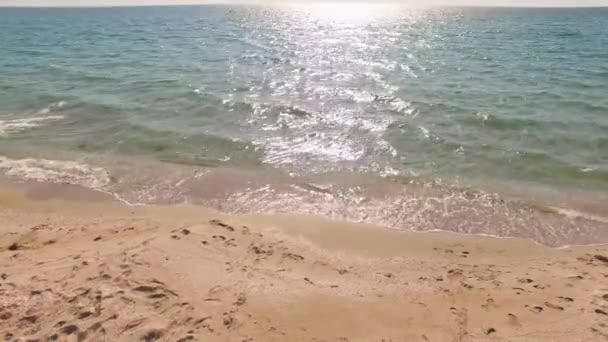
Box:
[1,4,607,247]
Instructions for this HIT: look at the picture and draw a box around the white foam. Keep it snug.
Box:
[261,135,364,164]
[345,89,375,103]
[0,156,110,189]
[476,112,490,121]
[0,101,67,135]
[0,115,64,135]
[418,126,431,139]
[551,206,608,224]
[390,98,415,115]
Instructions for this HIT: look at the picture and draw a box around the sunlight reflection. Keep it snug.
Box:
[285,2,398,24]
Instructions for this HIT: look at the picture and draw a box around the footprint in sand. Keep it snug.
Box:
[210,219,235,232]
[512,287,526,295]
[544,302,564,311]
[485,327,496,335]
[481,298,496,309]
[594,255,608,264]
[567,275,584,280]
[528,305,544,313]
[212,235,226,241]
[248,243,274,258]
[19,315,38,324]
[447,269,463,278]
[507,313,522,327]
[60,324,79,335]
[222,312,235,329]
[282,252,304,262]
[234,293,247,306]
[123,317,147,331]
[141,328,164,341]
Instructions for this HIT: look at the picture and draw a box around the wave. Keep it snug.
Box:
[0,115,65,135]
[0,101,68,135]
[0,155,110,189]
[74,121,257,167]
[512,152,608,184]
[461,112,608,133]
[267,104,312,117]
[460,114,543,131]
[36,101,67,114]
[552,31,583,38]
[556,100,608,114]
[0,150,605,248]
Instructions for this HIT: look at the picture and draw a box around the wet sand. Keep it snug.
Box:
[1,181,608,341]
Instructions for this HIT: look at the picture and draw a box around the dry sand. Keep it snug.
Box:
[1,180,608,341]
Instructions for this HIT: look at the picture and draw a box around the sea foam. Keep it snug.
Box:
[0,156,110,189]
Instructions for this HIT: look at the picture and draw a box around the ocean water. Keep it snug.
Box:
[1,5,607,246]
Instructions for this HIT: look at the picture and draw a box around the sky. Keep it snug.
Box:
[1,0,607,6]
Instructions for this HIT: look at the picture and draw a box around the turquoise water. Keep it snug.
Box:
[1,5,607,246]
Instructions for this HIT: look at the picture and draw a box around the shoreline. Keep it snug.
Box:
[1,163,608,248]
[1,180,608,341]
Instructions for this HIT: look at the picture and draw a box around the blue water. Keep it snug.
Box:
[1,5,607,246]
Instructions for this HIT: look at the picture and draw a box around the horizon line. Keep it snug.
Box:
[1,3,608,8]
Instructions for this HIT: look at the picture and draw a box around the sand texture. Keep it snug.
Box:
[1,183,608,341]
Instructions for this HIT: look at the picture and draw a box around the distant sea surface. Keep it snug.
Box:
[1,5,607,246]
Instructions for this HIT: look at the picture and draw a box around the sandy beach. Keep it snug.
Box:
[2,3,608,342]
[1,180,608,342]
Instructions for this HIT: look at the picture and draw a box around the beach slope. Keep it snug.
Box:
[1,183,607,341]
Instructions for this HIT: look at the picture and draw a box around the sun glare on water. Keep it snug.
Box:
[285,2,398,24]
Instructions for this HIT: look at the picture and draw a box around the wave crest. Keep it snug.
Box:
[0,156,110,189]
[0,115,64,135]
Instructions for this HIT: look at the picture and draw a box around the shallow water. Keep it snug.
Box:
[1,5,607,246]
